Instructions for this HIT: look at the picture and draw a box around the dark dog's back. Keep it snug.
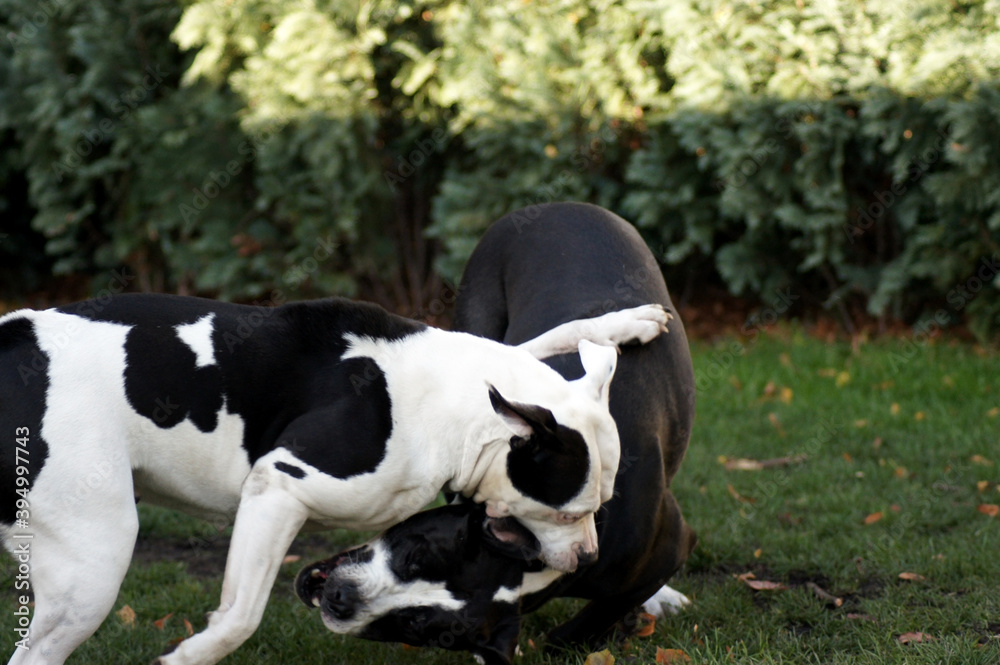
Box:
[455,202,696,644]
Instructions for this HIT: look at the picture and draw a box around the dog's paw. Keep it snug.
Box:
[585,304,673,349]
[150,641,180,665]
[642,584,691,618]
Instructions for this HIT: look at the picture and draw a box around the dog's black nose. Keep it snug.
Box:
[323,582,360,621]
[576,548,598,568]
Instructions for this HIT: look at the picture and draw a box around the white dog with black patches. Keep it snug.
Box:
[0,293,669,665]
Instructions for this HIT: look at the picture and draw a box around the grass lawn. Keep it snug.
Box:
[2,328,998,664]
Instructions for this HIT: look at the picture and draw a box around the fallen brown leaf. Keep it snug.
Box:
[898,632,933,644]
[768,412,785,437]
[846,613,876,622]
[583,649,615,665]
[777,512,803,526]
[978,504,999,517]
[116,605,136,628]
[184,618,194,637]
[971,455,994,466]
[898,572,925,581]
[744,579,786,591]
[727,484,756,503]
[977,480,990,492]
[635,613,657,638]
[154,613,173,630]
[723,455,807,471]
[281,554,301,565]
[863,511,884,525]
[656,647,691,664]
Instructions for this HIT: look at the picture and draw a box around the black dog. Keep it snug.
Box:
[298,202,697,662]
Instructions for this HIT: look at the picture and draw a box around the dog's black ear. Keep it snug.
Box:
[482,516,541,561]
[474,608,521,665]
[488,384,557,439]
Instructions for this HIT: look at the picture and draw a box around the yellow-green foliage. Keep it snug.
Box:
[2,1,998,339]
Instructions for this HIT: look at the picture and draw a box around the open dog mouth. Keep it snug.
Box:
[295,547,371,612]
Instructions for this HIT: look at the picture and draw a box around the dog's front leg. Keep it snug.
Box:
[156,465,309,665]
[516,304,672,359]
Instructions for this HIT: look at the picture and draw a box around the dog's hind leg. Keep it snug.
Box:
[6,464,138,665]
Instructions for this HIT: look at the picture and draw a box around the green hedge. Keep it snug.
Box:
[2,0,999,342]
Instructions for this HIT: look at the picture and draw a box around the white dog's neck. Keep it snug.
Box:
[340,328,567,499]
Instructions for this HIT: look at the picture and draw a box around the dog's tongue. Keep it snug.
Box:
[295,561,332,608]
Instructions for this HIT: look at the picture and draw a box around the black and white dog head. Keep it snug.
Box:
[296,504,536,665]
[475,339,620,573]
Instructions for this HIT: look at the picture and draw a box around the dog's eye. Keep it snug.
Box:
[557,513,583,524]
[403,551,422,576]
[407,610,429,632]
[402,546,433,578]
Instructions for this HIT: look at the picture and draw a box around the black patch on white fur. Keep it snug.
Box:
[488,387,590,508]
[60,294,423,468]
[277,356,392,479]
[0,318,52,524]
[122,322,224,432]
[274,461,306,479]
[506,425,589,508]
